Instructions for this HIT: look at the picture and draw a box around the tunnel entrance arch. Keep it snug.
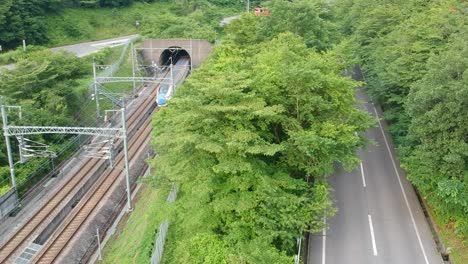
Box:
[159,47,191,67]
[140,39,212,69]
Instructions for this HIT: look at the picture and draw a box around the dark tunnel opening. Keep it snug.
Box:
[159,47,191,67]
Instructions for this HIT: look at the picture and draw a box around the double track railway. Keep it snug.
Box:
[0,57,190,263]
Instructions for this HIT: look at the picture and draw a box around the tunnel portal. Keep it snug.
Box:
[140,39,212,69]
[159,47,191,67]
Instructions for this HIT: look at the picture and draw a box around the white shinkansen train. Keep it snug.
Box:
[156,56,190,107]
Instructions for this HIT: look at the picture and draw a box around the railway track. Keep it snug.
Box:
[0,57,189,263]
[34,119,153,263]
[0,100,155,263]
[33,57,190,263]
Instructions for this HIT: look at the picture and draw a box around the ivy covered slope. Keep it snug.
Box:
[151,5,372,264]
[333,0,468,252]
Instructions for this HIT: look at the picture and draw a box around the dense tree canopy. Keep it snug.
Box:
[151,2,372,259]
[0,49,90,194]
[0,0,51,49]
[333,0,468,239]
[404,32,468,234]
[0,0,229,50]
[225,0,336,50]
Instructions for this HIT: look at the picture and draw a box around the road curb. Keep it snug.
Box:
[412,185,454,264]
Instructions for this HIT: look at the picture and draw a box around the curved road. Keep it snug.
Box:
[50,34,139,57]
[308,89,444,264]
[1,34,140,70]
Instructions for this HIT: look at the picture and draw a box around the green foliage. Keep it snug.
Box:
[0,45,47,65]
[258,0,337,50]
[404,31,468,236]
[101,185,172,264]
[333,0,468,240]
[0,49,90,194]
[0,0,56,49]
[43,1,237,47]
[152,27,371,261]
[0,44,136,196]
[226,0,337,50]
[140,10,219,42]
[1,0,238,50]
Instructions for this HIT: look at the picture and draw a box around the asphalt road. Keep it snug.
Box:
[308,89,444,264]
[50,34,140,57]
[1,34,140,71]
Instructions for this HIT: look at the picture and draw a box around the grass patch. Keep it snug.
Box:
[429,207,468,264]
[102,46,136,95]
[44,2,240,47]
[44,7,138,47]
[101,183,171,263]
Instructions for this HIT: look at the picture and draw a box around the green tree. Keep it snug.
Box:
[404,31,468,237]
[257,0,337,50]
[152,32,371,262]
[333,0,468,241]
[0,0,57,49]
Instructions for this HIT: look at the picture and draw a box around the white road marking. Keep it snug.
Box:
[355,132,366,187]
[360,162,367,187]
[373,106,430,264]
[368,214,378,256]
[322,215,326,264]
[91,39,129,47]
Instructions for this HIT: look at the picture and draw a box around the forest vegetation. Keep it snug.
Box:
[334,0,468,261]
[146,0,373,262]
[0,0,238,196]
[0,0,466,262]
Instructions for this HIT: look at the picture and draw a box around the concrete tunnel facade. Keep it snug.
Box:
[139,39,213,69]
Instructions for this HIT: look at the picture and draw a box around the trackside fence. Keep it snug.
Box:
[150,185,178,264]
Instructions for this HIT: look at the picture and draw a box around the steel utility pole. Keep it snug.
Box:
[121,107,132,211]
[247,0,250,12]
[103,106,131,211]
[0,97,17,190]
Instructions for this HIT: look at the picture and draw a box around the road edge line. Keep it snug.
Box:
[373,106,430,264]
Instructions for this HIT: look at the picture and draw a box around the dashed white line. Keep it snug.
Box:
[359,162,367,187]
[368,214,378,256]
[372,106,430,264]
